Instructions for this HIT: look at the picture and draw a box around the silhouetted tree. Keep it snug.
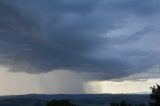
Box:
[47,100,73,106]
[138,104,146,106]
[127,104,132,106]
[111,102,116,106]
[110,100,146,106]
[149,84,160,106]
[120,100,127,106]
[110,102,119,106]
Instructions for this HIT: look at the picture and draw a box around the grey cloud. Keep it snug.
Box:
[0,0,160,80]
[102,0,160,16]
[109,26,155,45]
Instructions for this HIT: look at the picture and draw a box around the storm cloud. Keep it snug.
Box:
[0,0,160,80]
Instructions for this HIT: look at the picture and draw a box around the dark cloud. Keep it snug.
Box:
[102,0,160,16]
[0,0,160,80]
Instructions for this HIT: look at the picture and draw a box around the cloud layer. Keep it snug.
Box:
[0,0,160,80]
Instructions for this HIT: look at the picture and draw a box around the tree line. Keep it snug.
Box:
[46,84,160,106]
[110,84,160,106]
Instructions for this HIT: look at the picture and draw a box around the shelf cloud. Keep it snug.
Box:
[0,0,160,80]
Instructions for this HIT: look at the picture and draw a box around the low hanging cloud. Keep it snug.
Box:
[0,0,160,80]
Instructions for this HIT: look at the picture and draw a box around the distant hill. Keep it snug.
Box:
[0,94,150,106]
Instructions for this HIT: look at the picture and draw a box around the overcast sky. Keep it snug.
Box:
[0,0,160,95]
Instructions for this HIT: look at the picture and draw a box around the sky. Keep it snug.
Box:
[0,0,160,95]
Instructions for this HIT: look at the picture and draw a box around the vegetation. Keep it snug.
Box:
[110,100,146,106]
[46,99,75,106]
[149,84,160,106]
[110,84,160,106]
[46,84,160,106]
